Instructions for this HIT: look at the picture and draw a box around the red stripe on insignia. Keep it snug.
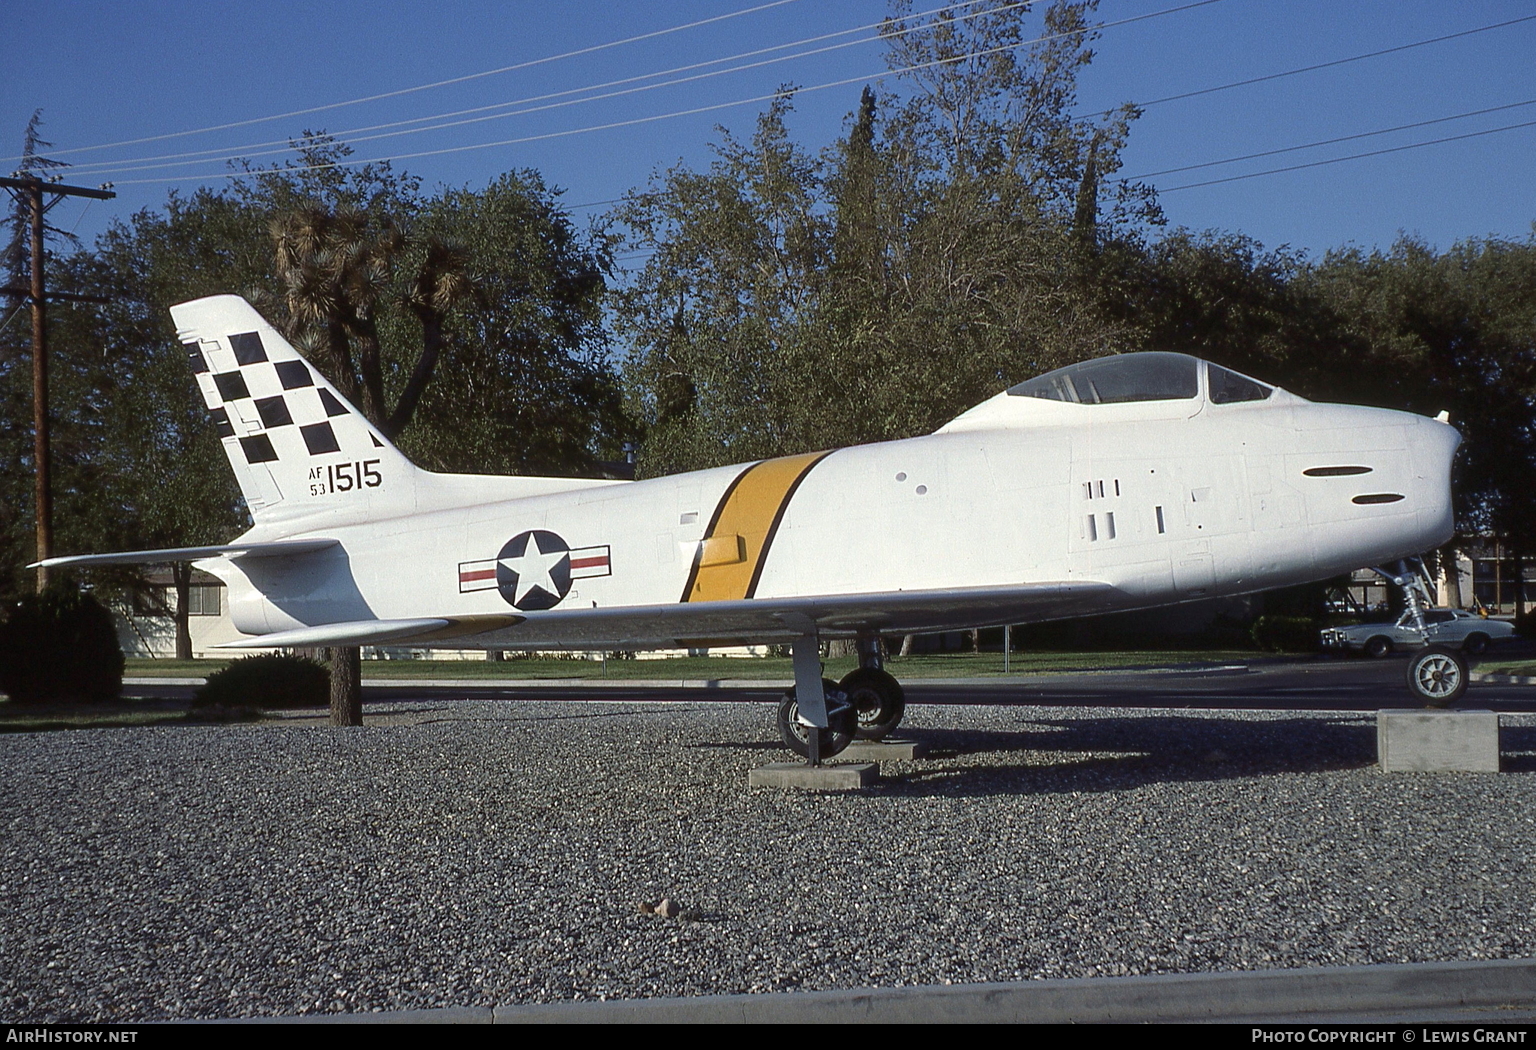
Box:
[569,555,608,569]
[459,568,497,582]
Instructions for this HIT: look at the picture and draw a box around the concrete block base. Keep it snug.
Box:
[839,739,928,761]
[749,762,879,790]
[1378,709,1500,772]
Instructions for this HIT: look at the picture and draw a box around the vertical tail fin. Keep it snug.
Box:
[170,295,420,528]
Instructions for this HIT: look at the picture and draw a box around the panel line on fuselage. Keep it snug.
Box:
[680,450,834,604]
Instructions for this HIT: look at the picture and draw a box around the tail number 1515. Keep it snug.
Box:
[309,459,382,496]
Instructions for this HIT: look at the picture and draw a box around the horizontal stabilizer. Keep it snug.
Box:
[214,614,525,649]
[33,539,339,570]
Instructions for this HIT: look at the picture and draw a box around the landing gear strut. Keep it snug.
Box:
[842,637,905,740]
[776,635,857,764]
[776,635,907,763]
[776,682,857,762]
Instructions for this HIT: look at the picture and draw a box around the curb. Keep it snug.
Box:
[188,958,1536,1024]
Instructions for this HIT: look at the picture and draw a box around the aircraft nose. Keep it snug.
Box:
[1416,413,1461,478]
[1411,414,1461,545]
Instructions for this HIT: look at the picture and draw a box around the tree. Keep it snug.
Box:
[3,133,625,675]
[1303,235,1536,587]
[51,185,262,651]
[614,3,1148,475]
[405,172,627,477]
[614,94,832,475]
[879,0,1155,226]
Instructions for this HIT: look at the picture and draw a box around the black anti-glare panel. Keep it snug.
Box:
[255,396,294,428]
[301,421,341,455]
[318,388,349,417]
[184,342,209,374]
[213,371,250,402]
[275,360,312,389]
[240,434,278,464]
[209,406,234,439]
[230,331,267,365]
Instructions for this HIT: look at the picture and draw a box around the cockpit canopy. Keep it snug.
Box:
[1007,352,1272,406]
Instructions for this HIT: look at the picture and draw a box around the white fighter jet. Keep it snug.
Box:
[42,296,1464,758]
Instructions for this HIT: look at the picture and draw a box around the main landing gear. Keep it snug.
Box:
[777,635,907,764]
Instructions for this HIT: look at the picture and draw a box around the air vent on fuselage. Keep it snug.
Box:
[1304,466,1373,477]
[1352,493,1404,505]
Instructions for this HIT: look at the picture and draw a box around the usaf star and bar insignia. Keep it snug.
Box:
[457,530,611,611]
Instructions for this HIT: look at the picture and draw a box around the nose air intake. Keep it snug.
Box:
[1416,415,1461,550]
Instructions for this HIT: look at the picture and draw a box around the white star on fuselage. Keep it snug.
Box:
[500,536,568,606]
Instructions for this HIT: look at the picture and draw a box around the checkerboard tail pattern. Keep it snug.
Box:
[169,295,416,522]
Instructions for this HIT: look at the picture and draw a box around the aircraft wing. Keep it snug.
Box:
[213,581,1117,651]
[215,614,526,649]
[32,539,339,569]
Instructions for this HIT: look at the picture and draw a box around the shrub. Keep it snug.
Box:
[0,588,125,704]
[195,653,329,708]
[1251,615,1321,653]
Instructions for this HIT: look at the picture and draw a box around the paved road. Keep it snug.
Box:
[125,654,1536,711]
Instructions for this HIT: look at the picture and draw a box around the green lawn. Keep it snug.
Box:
[124,649,1261,682]
[1478,658,1536,678]
[8,650,1269,732]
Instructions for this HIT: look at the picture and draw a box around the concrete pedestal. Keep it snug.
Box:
[1377,709,1500,773]
[839,739,928,761]
[749,762,879,790]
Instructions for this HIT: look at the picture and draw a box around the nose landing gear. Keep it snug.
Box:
[1406,644,1469,707]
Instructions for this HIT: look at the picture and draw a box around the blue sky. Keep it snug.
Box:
[3,0,1533,263]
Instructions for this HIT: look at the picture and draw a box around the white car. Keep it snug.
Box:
[1320,608,1516,658]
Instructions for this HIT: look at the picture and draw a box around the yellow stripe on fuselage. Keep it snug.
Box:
[683,451,831,603]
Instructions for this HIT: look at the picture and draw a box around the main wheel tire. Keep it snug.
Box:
[776,679,857,760]
[1364,636,1393,659]
[1406,645,1469,707]
[839,666,906,740]
[1462,633,1490,656]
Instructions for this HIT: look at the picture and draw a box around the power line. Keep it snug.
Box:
[61,1,997,177]
[0,302,27,335]
[1126,12,1536,115]
[1156,118,1536,193]
[65,0,1021,179]
[0,0,805,164]
[1124,99,1536,181]
[104,0,1224,188]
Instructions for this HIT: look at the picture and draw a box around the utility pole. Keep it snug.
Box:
[1,175,114,593]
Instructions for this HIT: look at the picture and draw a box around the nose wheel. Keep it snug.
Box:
[1406,645,1469,707]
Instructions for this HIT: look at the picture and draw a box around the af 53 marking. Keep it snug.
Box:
[307,460,382,497]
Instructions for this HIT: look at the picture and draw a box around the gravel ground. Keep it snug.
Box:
[3,700,1535,1022]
